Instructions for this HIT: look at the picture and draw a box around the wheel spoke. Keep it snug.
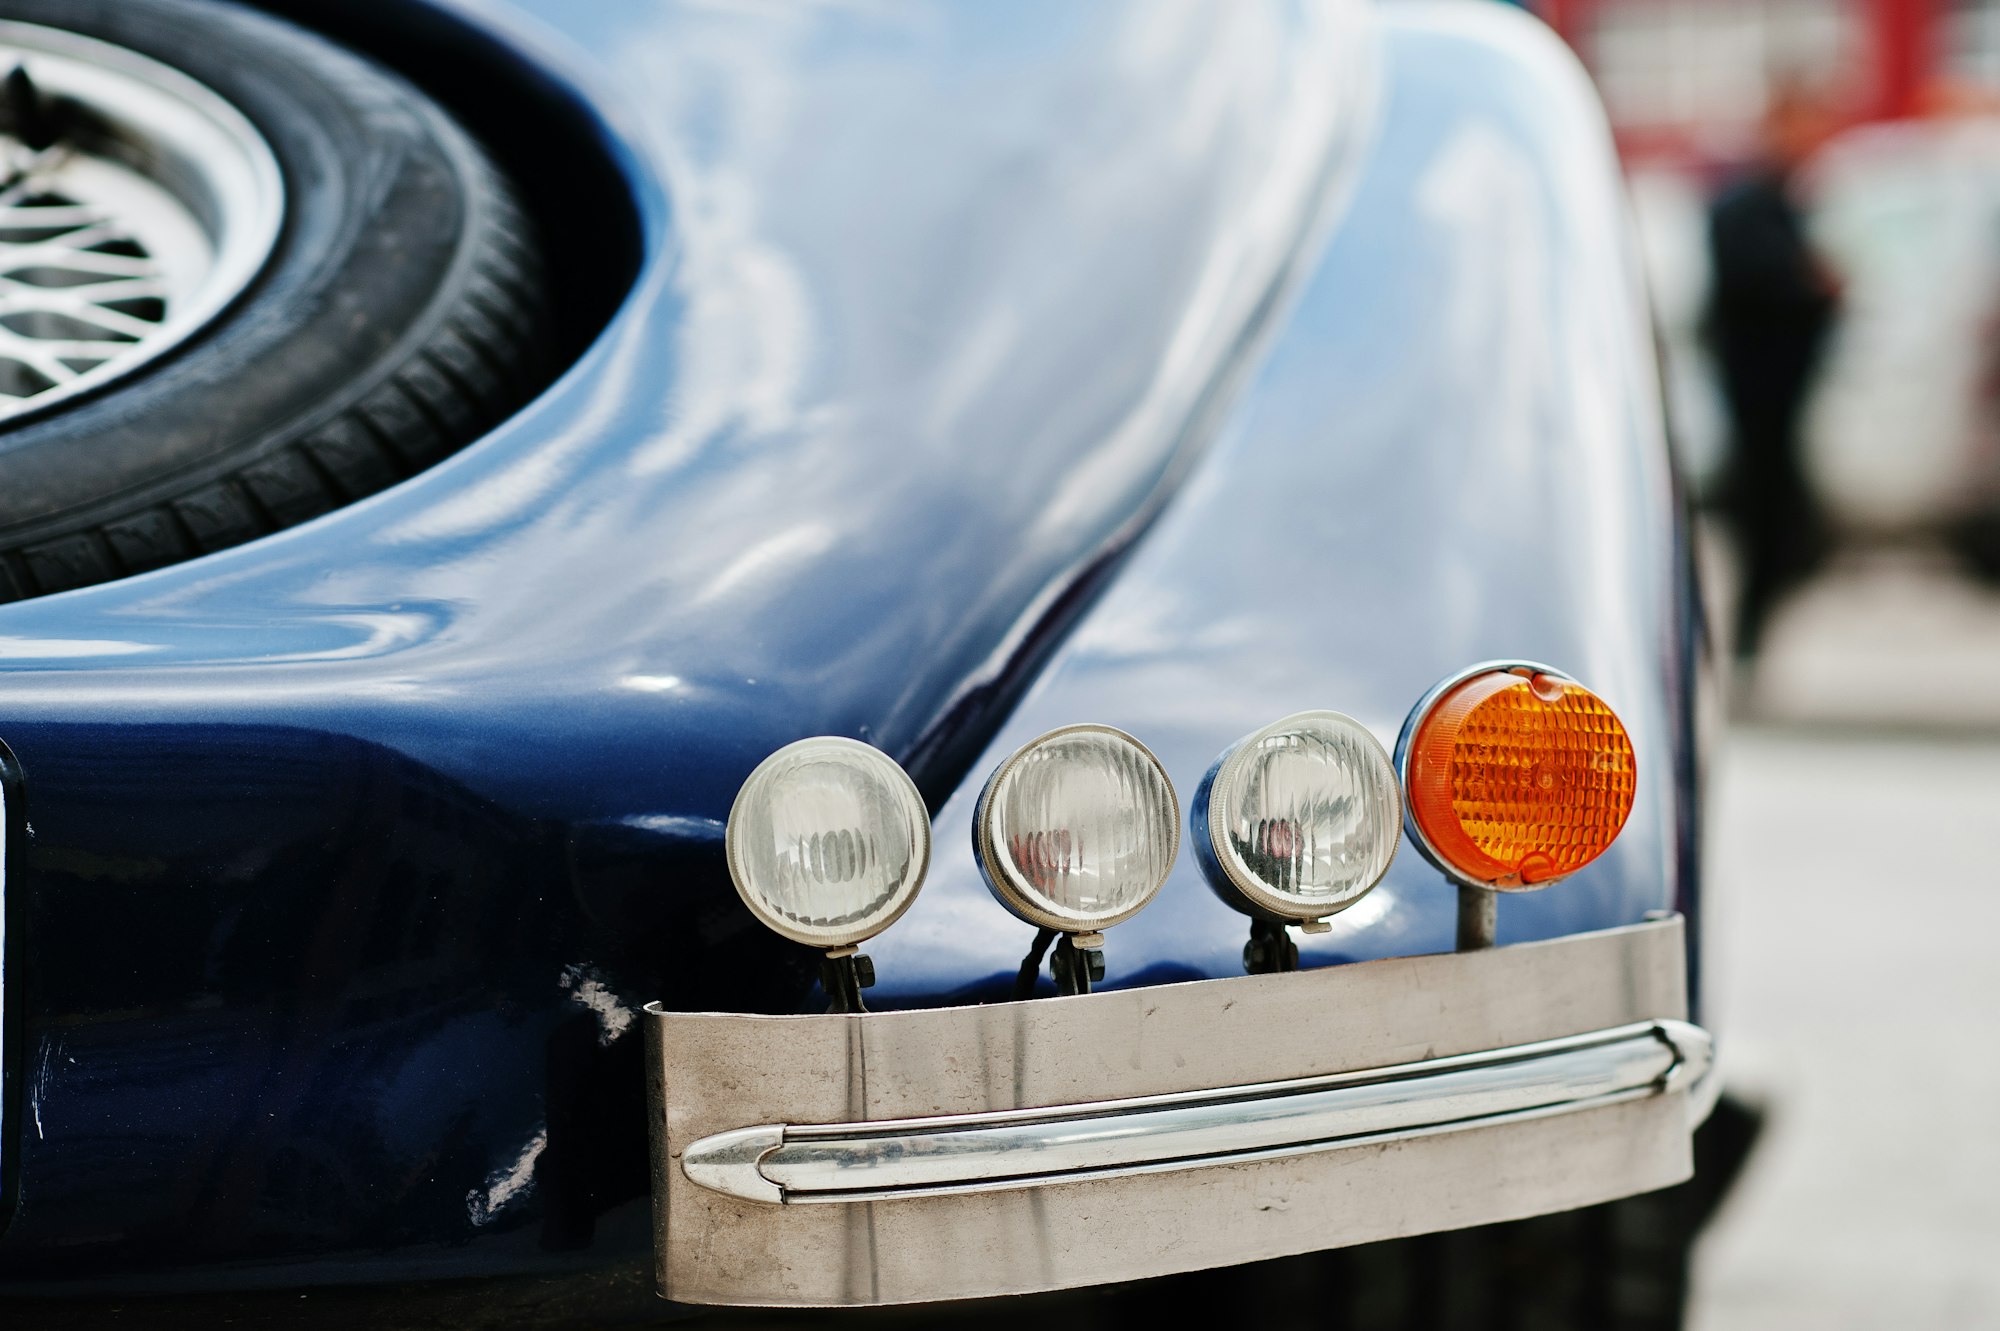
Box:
[0,228,153,278]
[0,22,279,422]
[0,204,103,229]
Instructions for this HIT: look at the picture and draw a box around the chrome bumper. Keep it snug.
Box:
[646,915,1707,1308]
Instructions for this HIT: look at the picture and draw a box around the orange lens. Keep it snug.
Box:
[1405,669,1635,889]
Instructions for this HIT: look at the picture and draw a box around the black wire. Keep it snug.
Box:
[1012,927,1058,1000]
[1245,918,1299,974]
[1052,935,1093,996]
[821,954,867,1014]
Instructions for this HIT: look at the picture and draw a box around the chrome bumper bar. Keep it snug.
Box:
[684,1019,1711,1205]
[647,915,1706,1308]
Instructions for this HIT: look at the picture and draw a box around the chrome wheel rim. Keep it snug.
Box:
[0,21,282,423]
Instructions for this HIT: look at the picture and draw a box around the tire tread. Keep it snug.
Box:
[0,15,552,604]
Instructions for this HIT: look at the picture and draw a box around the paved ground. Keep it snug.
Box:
[1687,556,2000,1330]
[1746,548,2000,732]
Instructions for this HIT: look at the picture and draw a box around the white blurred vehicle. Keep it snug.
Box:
[1631,121,2000,578]
[1803,116,2000,567]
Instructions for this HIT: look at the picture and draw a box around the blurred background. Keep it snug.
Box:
[1509,1,2000,1325]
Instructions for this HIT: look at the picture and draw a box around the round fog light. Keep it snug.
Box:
[725,736,931,948]
[1192,710,1401,929]
[974,724,1179,932]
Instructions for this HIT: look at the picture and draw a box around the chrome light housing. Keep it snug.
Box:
[974,724,1179,933]
[1192,710,1400,930]
[1392,661,1636,893]
[725,736,931,949]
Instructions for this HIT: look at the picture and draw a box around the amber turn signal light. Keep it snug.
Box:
[1394,663,1635,891]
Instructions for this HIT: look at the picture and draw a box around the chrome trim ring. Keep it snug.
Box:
[0,21,283,422]
[724,736,932,950]
[972,723,1180,933]
[1391,658,1578,894]
[1194,709,1401,926]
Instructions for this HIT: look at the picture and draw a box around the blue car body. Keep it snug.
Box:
[0,0,1701,1295]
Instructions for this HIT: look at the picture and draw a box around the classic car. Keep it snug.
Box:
[0,0,1744,1324]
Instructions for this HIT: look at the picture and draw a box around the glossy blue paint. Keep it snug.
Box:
[0,738,19,1227]
[873,4,1691,1009]
[0,0,1695,1296]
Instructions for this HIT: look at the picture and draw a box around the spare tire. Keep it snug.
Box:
[0,0,548,604]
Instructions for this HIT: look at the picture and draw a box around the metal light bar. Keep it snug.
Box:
[684,1019,1709,1205]
[648,916,1706,1308]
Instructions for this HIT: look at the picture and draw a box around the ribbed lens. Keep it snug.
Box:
[977,726,1179,930]
[1404,669,1635,890]
[1198,711,1400,921]
[727,737,930,947]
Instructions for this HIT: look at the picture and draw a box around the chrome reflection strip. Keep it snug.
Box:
[683,1019,1711,1205]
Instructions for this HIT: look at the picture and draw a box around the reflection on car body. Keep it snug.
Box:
[0,0,1723,1324]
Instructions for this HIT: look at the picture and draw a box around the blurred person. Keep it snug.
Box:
[1706,81,1843,666]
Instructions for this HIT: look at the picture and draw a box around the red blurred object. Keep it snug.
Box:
[1539,0,1598,48]
[1866,0,1938,120]
[1536,0,1945,170]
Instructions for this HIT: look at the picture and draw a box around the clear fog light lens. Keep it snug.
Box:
[725,736,931,948]
[1193,710,1401,925]
[975,724,1179,932]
